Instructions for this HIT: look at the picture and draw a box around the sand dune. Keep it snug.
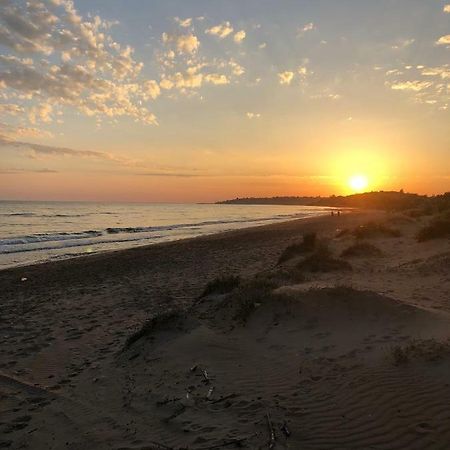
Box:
[1,211,449,449]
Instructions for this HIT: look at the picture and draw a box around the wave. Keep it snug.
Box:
[0,210,327,256]
[0,231,102,246]
[0,212,115,218]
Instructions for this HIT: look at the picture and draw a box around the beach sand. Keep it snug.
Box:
[1,210,449,449]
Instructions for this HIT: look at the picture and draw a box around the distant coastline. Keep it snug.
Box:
[217,190,450,211]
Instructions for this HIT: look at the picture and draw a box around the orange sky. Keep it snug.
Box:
[0,0,449,201]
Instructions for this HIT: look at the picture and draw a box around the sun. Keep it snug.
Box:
[348,174,369,192]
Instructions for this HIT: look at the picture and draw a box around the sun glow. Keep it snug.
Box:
[348,174,369,192]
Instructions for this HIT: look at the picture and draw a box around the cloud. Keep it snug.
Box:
[0,0,158,127]
[444,5,450,13]
[0,103,23,115]
[162,32,200,54]
[390,80,432,91]
[204,73,229,85]
[205,22,234,39]
[278,71,294,85]
[0,167,58,174]
[174,17,192,28]
[436,35,450,45]
[297,22,315,37]
[391,38,415,50]
[0,135,137,167]
[233,30,246,43]
[246,112,261,119]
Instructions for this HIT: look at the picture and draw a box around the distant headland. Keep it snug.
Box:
[217,191,450,211]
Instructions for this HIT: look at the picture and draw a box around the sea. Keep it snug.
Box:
[0,201,332,269]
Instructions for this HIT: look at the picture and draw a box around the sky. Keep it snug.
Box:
[0,0,449,202]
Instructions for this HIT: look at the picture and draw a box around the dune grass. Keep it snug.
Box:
[277,232,317,264]
[297,245,352,272]
[353,221,401,239]
[416,217,450,242]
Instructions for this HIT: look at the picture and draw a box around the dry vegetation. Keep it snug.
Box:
[277,232,317,264]
[353,221,401,239]
[417,215,450,242]
[390,339,450,365]
[297,244,352,272]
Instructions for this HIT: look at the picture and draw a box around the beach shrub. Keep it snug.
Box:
[416,217,450,242]
[297,245,352,273]
[341,242,382,258]
[229,278,278,324]
[277,232,317,264]
[352,221,401,239]
[124,310,182,348]
[200,275,241,298]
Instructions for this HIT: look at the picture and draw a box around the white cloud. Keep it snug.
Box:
[174,17,192,28]
[0,0,158,127]
[246,112,261,119]
[391,38,415,50]
[444,5,450,13]
[297,22,315,37]
[204,73,229,85]
[233,30,246,43]
[162,32,200,54]
[278,71,294,85]
[436,35,450,45]
[390,80,432,91]
[205,22,234,39]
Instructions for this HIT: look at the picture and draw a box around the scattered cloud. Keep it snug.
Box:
[233,30,246,43]
[205,22,234,39]
[161,32,200,54]
[0,0,158,127]
[391,38,415,50]
[444,5,450,13]
[297,22,315,37]
[246,112,261,119]
[174,17,192,28]
[436,35,450,45]
[278,71,294,85]
[390,81,433,91]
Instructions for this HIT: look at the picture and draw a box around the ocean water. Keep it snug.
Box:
[0,201,332,269]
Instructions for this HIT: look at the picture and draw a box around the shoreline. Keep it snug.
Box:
[0,209,358,280]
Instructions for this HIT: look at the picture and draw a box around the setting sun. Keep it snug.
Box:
[348,174,369,192]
